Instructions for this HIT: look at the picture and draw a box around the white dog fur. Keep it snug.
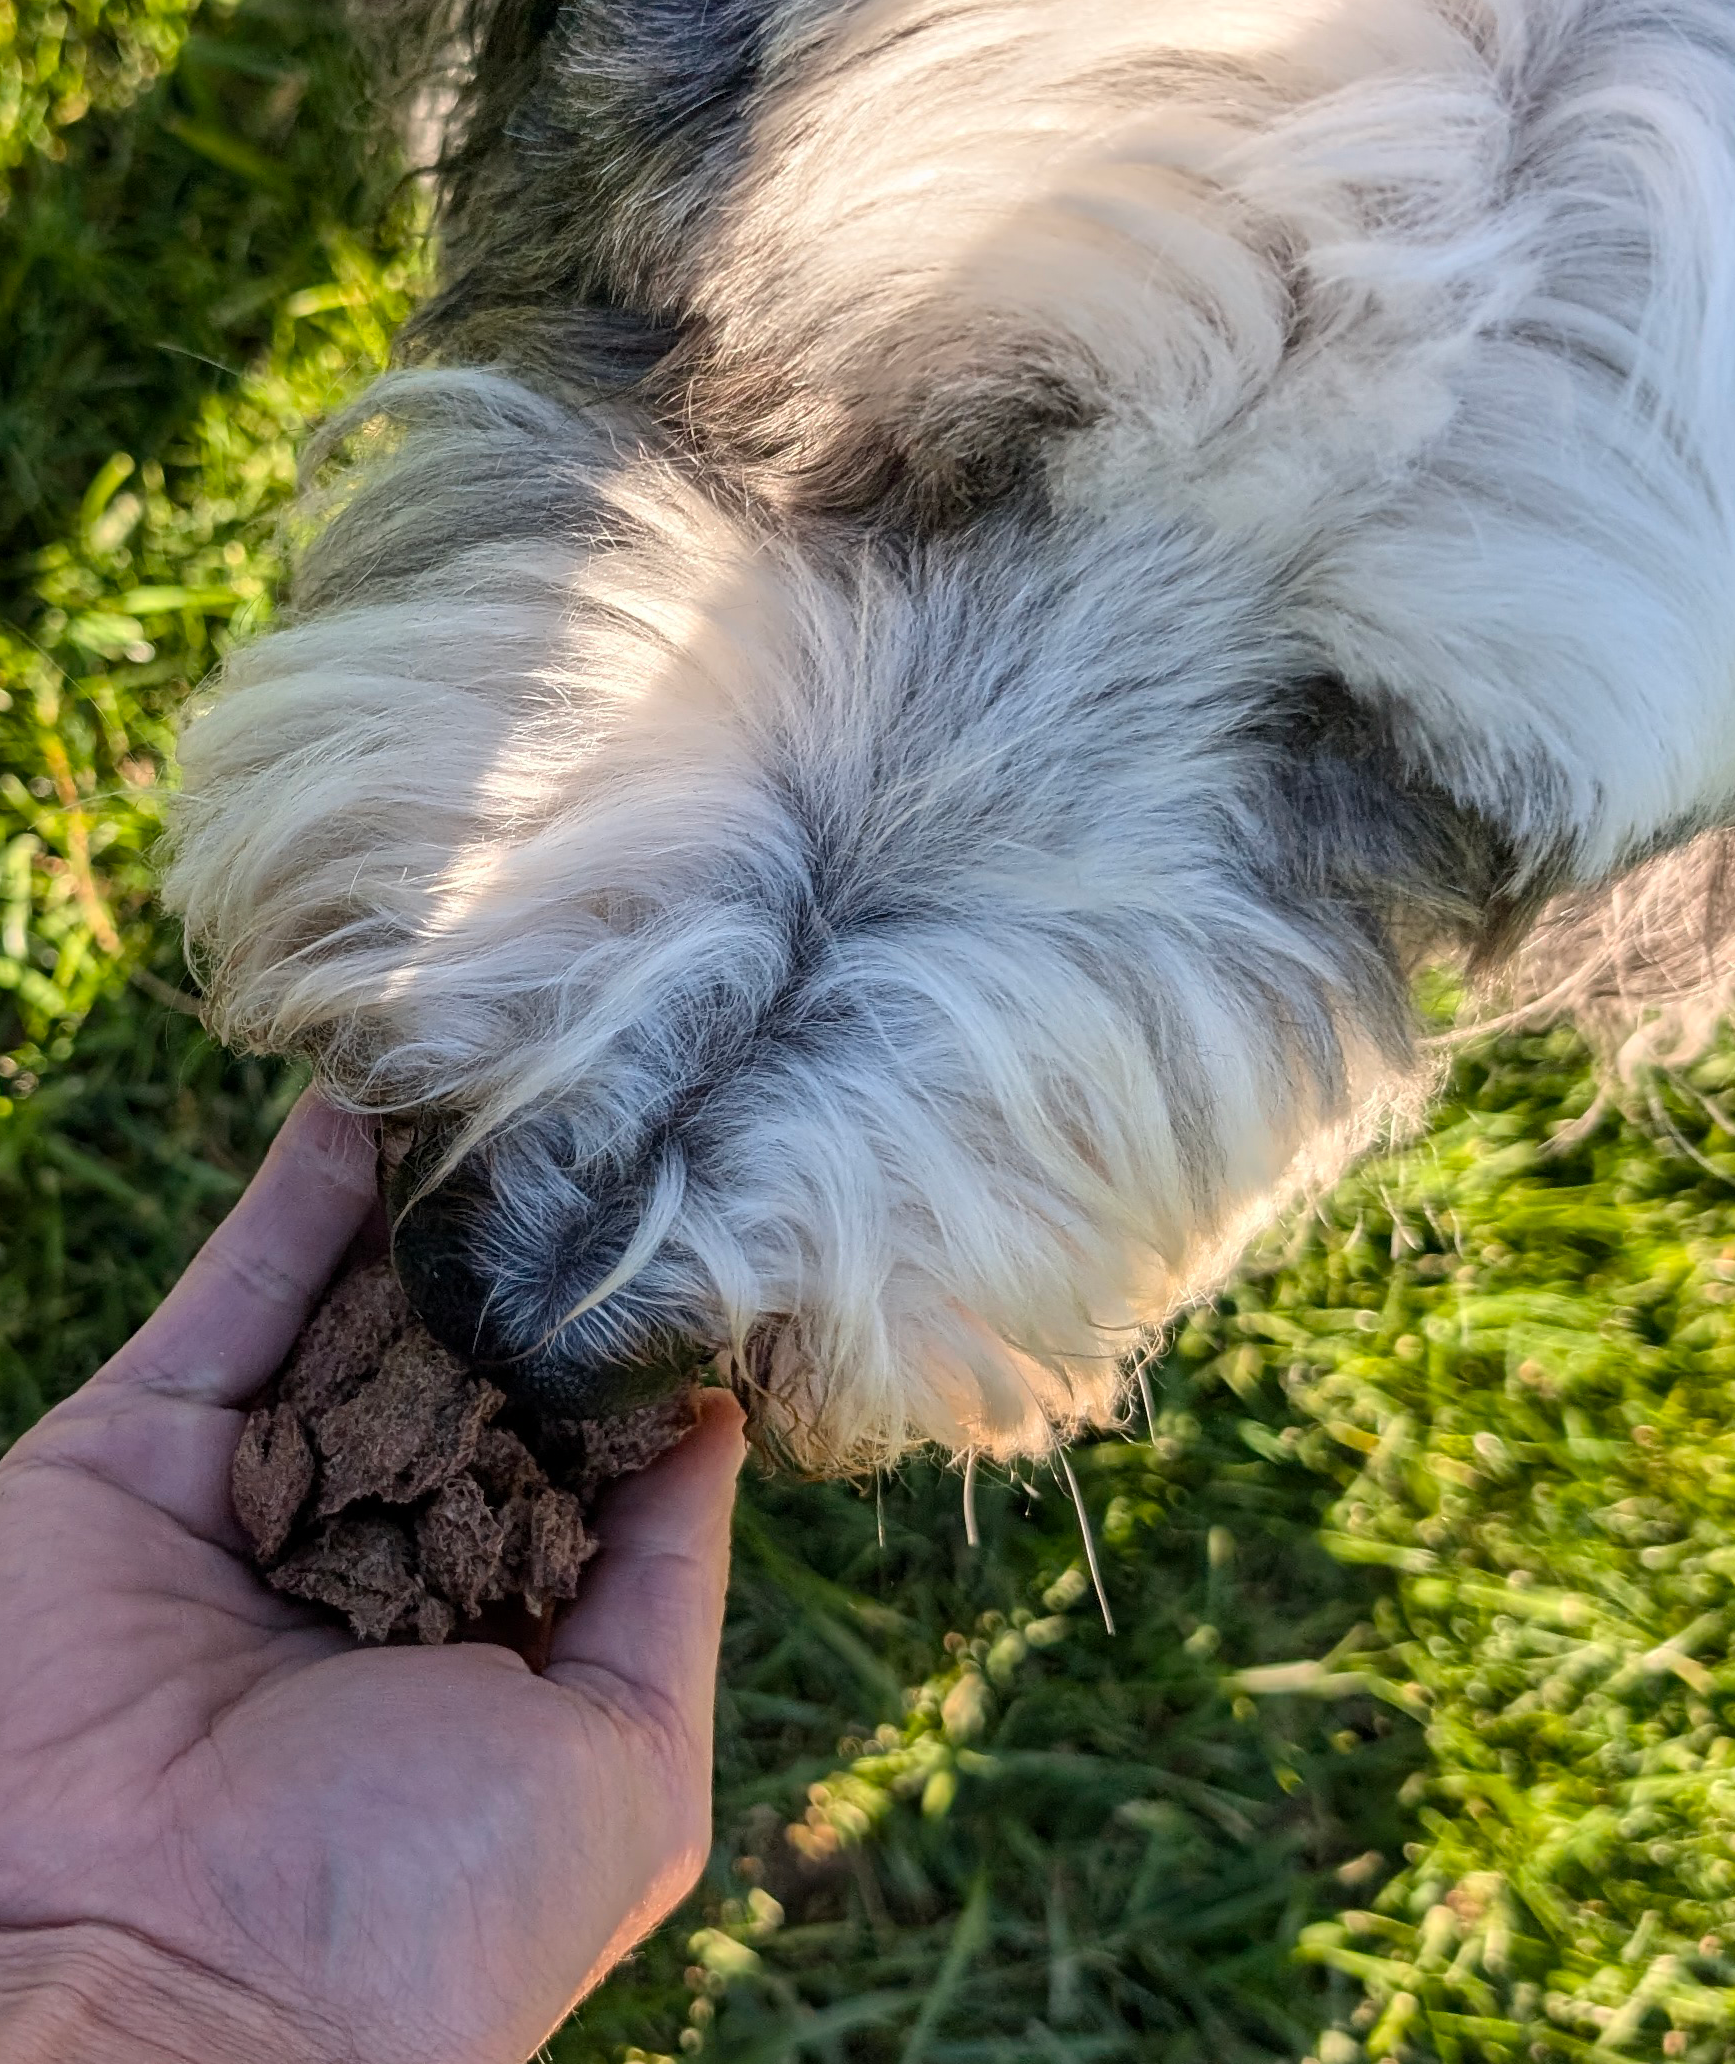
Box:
[167,0,1735,1467]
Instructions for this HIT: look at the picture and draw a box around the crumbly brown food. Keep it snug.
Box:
[231,1261,698,1645]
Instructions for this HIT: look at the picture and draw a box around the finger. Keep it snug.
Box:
[546,1390,746,1749]
[95,1091,379,1408]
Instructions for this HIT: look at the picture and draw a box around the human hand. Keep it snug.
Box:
[0,1093,746,2064]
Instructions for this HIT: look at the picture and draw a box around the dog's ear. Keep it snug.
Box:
[404,0,783,376]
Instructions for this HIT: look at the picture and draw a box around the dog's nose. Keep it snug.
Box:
[388,1129,700,1421]
[386,1132,508,1360]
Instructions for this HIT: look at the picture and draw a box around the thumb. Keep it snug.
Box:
[545,1389,746,1748]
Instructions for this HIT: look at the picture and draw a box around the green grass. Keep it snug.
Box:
[9,9,1735,2062]
[0,0,421,1079]
[1,0,204,180]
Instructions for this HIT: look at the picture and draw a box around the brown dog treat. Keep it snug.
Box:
[273,1515,433,1645]
[493,1489,534,1588]
[472,1423,549,1502]
[574,1389,701,1499]
[278,1261,410,1417]
[417,1476,508,1619]
[312,1335,504,1516]
[522,1488,595,1612]
[230,1403,315,1563]
[415,1593,457,1646]
[232,1256,707,1648]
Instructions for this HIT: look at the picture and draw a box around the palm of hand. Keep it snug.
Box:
[0,1102,743,2064]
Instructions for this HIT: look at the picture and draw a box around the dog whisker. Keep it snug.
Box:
[1054,1446,1114,1638]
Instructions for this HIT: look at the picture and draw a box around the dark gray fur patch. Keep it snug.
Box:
[408,0,782,365]
[1251,674,1559,1026]
[661,340,1100,532]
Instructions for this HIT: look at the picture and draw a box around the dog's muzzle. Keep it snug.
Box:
[387,1126,700,1422]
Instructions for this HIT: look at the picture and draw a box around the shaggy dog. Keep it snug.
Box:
[165,0,1735,1469]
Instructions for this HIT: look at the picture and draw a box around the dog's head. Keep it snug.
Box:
[165,368,1521,1464]
[168,0,1730,1463]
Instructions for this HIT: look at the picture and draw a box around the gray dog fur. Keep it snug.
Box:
[167,0,1735,1465]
